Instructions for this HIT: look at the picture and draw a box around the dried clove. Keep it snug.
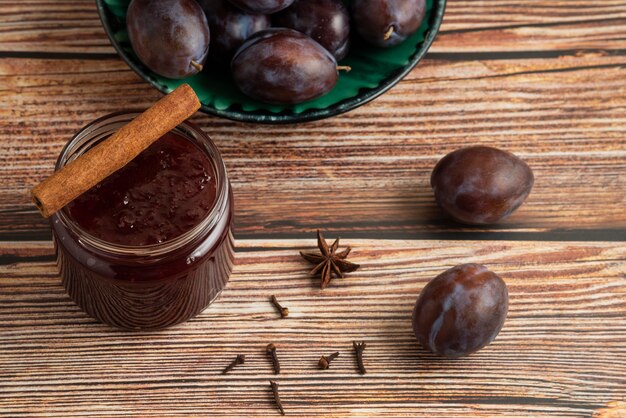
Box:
[222,354,245,374]
[266,343,281,374]
[270,295,289,318]
[318,352,340,370]
[353,341,367,374]
[269,380,285,415]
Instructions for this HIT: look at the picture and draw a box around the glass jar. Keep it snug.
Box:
[50,112,234,330]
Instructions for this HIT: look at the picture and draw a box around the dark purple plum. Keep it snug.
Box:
[127,0,210,79]
[198,0,270,64]
[231,29,339,104]
[412,264,509,357]
[274,0,350,61]
[431,146,534,225]
[352,0,426,47]
[227,0,295,14]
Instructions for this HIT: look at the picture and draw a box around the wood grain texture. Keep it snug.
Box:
[1,52,625,239]
[1,239,625,417]
[1,1,625,416]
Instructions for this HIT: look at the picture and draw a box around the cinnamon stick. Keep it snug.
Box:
[31,84,201,218]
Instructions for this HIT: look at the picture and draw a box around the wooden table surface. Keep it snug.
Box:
[1,1,625,417]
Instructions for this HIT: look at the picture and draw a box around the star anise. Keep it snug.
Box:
[300,230,360,289]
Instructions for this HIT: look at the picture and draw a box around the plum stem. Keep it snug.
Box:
[190,60,203,72]
[383,26,395,41]
[337,65,352,72]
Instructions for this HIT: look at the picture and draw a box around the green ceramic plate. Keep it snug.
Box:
[96,0,446,124]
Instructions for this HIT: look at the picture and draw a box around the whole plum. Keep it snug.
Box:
[198,0,270,63]
[412,264,509,357]
[431,146,534,225]
[274,0,350,61]
[352,0,426,47]
[228,0,295,14]
[231,29,339,104]
[127,0,210,79]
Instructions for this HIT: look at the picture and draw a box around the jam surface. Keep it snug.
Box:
[66,132,217,246]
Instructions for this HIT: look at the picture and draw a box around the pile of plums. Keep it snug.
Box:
[126,0,427,104]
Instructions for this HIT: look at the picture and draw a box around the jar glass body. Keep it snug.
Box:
[50,113,234,330]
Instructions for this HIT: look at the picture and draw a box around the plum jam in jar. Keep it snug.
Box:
[50,112,234,330]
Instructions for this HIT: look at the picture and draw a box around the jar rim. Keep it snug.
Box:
[53,111,230,257]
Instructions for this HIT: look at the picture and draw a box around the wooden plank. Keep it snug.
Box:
[0,1,110,54]
[1,239,624,417]
[1,53,625,239]
[1,1,626,54]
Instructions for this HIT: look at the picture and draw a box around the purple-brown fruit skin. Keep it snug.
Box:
[352,0,426,47]
[274,0,350,61]
[127,0,210,79]
[431,146,534,225]
[412,264,508,357]
[228,0,295,14]
[198,0,270,64]
[231,29,338,104]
